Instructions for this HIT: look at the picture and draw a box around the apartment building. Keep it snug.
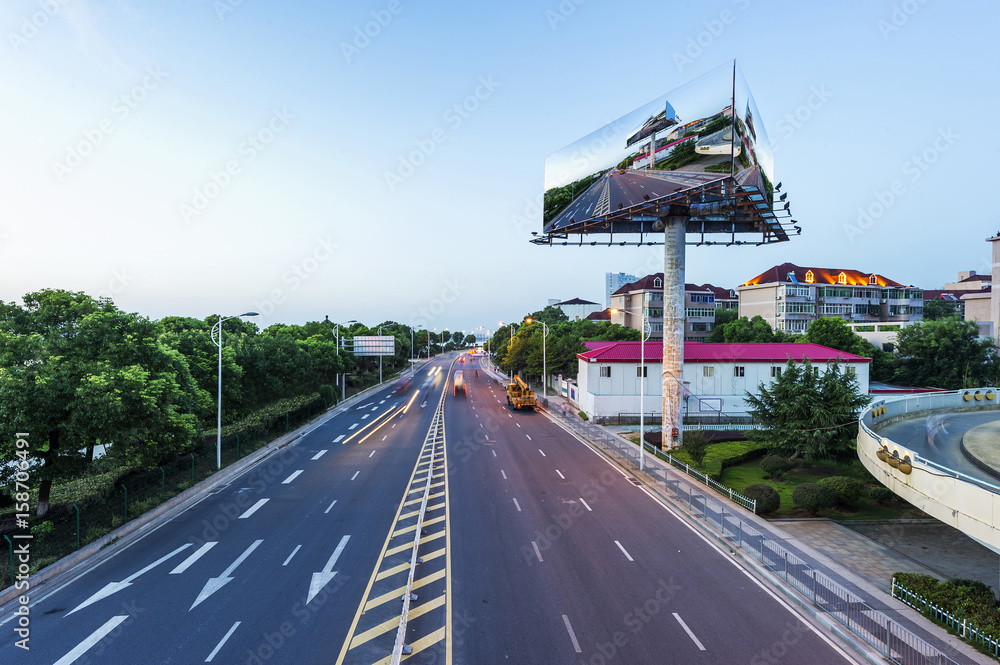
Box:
[609,274,736,341]
[738,263,923,333]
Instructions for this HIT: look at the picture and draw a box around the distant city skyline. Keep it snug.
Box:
[1,1,996,334]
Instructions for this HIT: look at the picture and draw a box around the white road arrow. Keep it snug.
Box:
[190,539,263,610]
[421,401,428,408]
[66,543,192,616]
[307,535,350,604]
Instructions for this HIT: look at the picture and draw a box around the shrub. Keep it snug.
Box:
[683,430,711,466]
[744,484,780,515]
[578,410,588,421]
[792,483,836,514]
[868,487,895,504]
[759,454,791,480]
[318,384,338,406]
[818,476,865,504]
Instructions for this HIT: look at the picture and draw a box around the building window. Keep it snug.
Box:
[636,366,647,377]
[734,366,744,377]
[771,366,782,378]
[804,270,815,283]
[600,366,611,378]
[703,366,715,378]
[869,274,878,285]
[838,272,847,285]
[653,277,662,288]
[846,366,856,375]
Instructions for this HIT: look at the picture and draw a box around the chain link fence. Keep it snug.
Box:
[1,397,326,591]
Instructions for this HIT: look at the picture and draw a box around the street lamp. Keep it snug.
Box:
[525,318,548,398]
[611,307,650,471]
[333,320,357,401]
[212,311,258,470]
[501,321,519,378]
[409,327,414,372]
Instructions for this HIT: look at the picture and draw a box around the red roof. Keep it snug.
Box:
[585,308,612,321]
[741,262,904,288]
[579,340,871,363]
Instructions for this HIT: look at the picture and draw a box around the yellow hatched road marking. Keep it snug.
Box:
[370,626,446,665]
[364,569,446,612]
[392,514,445,538]
[349,591,446,649]
[385,530,444,558]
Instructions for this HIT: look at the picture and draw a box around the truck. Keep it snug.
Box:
[506,376,536,410]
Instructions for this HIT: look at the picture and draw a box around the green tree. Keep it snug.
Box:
[464,334,476,346]
[712,315,793,343]
[893,318,999,389]
[0,290,209,515]
[745,359,871,461]
[709,307,738,341]
[923,299,959,321]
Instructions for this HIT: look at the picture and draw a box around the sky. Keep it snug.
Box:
[1,0,997,339]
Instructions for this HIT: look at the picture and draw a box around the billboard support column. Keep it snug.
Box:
[662,215,687,450]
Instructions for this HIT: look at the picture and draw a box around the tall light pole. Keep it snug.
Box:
[333,320,357,401]
[525,318,548,397]
[409,327,414,372]
[611,307,650,471]
[212,311,258,470]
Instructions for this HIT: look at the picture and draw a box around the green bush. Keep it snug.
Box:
[792,483,836,514]
[868,487,895,504]
[759,454,791,480]
[318,384,338,406]
[894,572,1000,644]
[818,476,865,504]
[683,430,711,466]
[744,484,780,515]
[578,410,588,421]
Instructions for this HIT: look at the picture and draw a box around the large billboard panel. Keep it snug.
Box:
[352,335,395,357]
[542,60,774,235]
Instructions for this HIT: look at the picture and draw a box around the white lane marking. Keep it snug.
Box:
[351,471,360,480]
[673,613,706,651]
[358,402,374,409]
[515,423,521,428]
[556,470,565,479]
[371,406,378,411]
[475,413,479,418]
[190,539,263,610]
[205,621,241,662]
[382,435,388,441]
[532,541,543,562]
[526,435,532,441]
[392,424,396,428]
[362,414,370,420]
[334,435,345,443]
[312,450,327,460]
[491,450,497,457]
[282,545,302,567]
[54,615,129,665]
[379,399,386,404]
[615,540,634,562]
[580,498,592,512]
[349,423,359,430]
[513,498,521,511]
[501,470,507,480]
[538,449,546,457]
[170,542,217,575]
[369,450,376,458]
[562,615,582,653]
[507,414,512,418]
[324,500,337,514]
[282,470,304,484]
[479,423,483,428]
[67,544,193,615]
[239,499,268,519]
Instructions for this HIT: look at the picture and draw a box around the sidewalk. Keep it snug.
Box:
[480,362,992,664]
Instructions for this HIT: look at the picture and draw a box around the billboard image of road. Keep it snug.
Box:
[543,61,774,235]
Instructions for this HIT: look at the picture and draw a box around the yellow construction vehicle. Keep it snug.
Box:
[506,376,536,410]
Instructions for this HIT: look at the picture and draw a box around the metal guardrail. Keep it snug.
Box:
[892,578,1000,657]
[390,361,451,663]
[548,407,962,665]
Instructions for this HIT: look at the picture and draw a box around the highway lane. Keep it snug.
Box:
[0,358,452,665]
[447,364,860,664]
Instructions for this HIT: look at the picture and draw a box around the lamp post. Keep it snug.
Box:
[212,311,258,470]
[611,307,650,471]
[501,321,519,379]
[409,327,414,372]
[525,318,548,397]
[333,320,357,401]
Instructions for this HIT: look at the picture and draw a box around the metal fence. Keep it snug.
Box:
[893,578,1000,658]
[547,406,962,665]
[1,398,326,592]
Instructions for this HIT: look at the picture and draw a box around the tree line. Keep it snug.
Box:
[0,289,470,514]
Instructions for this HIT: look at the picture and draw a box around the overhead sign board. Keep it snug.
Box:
[352,335,395,357]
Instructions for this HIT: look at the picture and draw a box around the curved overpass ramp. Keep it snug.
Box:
[858,389,1000,554]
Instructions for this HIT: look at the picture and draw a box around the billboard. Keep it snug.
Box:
[542,60,775,237]
[352,335,395,357]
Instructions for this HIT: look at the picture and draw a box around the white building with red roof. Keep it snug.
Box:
[575,340,871,421]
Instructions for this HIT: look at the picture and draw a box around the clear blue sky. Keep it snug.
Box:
[1,0,996,336]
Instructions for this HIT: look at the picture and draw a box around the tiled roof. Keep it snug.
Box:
[740,262,904,288]
[612,273,663,295]
[923,289,984,301]
[579,340,871,363]
[585,308,612,321]
[555,297,599,306]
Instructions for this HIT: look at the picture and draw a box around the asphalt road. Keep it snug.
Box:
[878,409,1000,484]
[2,354,862,664]
[445,360,859,665]
[0,357,451,665]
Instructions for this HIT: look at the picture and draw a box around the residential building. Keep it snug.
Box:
[574,340,871,421]
[738,262,923,334]
[551,297,602,321]
[586,308,612,322]
[609,274,737,342]
[605,272,637,308]
[943,271,991,291]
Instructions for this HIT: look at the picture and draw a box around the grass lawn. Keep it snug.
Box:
[721,458,929,520]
